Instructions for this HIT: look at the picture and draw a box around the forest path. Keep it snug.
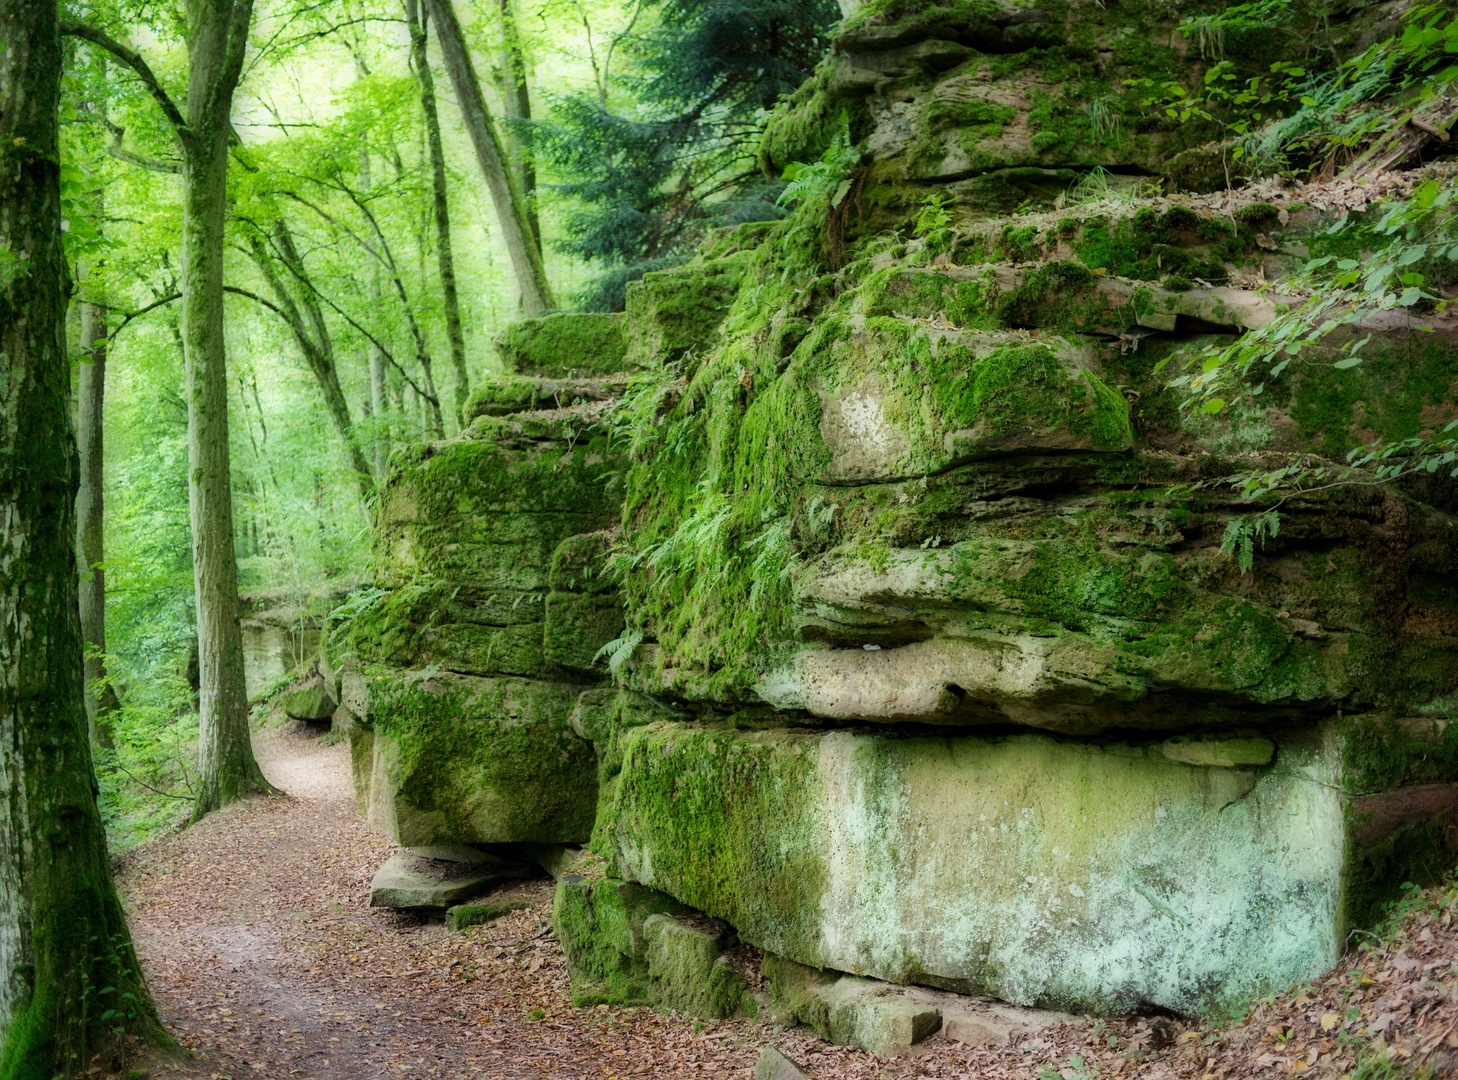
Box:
[111,722,1458,1080]
[115,723,787,1080]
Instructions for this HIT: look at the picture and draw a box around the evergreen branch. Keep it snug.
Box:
[59,21,187,132]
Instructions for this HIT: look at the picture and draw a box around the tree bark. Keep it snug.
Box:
[426,0,553,316]
[178,0,273,818]
[76,296,120,746]
[494,0,540,247]
[62,1,272,817]
[0,2,163,1072]
[407,0,471,429]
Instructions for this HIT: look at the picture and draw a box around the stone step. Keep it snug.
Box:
[368,852,532,912]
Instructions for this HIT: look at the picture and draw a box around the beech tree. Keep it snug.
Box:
[0,1,161,1072]
[63,1,274,817]
[426,0,554,316]
[406,0,471,426]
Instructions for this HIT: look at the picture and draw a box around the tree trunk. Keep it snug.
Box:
[407,0,471,429]
[495,0,540,247]
[180,0,272,819]
[358,150,391,479]
[248,224,375,503]
[76,297,120,746]
[0,2,162,1072]
[426,0,553,316]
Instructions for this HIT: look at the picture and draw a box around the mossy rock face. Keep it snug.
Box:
[281,675,336,721]
[552,870,755,1018]
[374,427,624,597]
[462,374,628,424]
[350,0,1458,1029]
[624,252,753,367]
[777,507,1453,731]
[772,318,1131,486]
[349,672,597,846]
[597,716,1440,1014]
[494,312,630,377]
[553,872,693,1007]
[642,914,754,1019]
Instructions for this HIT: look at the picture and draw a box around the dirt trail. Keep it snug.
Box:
[117,724,795,1080]
[116,724,1458,1080]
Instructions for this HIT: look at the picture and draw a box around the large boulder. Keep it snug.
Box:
[349,672,598,847]
[337,0,1458,1043]
[593,715,1458,1014]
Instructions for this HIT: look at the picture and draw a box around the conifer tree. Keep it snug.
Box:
[530,0,839,309]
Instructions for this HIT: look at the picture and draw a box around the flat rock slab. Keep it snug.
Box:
[755,1045,809,1080]
[369,853,528,911]
[941,997,1068,1047]
[407,844,511,865]
[789,963,1068,1058]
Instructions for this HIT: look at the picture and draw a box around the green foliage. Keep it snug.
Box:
[912,193,955,238]
[527,0,839,309]
[774,114,861,279]
[93,668,201,852]
[1219,510,1280,575]
[1169,179,1458,503]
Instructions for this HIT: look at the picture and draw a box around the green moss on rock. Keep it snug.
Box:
[352,672,597,846]
[624,252,754,367]
[554,873,692,1006]
[494,313,630,377]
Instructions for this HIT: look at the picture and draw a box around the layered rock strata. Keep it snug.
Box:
[333,0,1458,1047]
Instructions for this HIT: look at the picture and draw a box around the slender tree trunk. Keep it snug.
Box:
[180,0,272,819]
[248,224,374,502]
[495,0,539,246]
[426,0,553,316]
[358,152,391,478]
[407,0,471,429]
[76,296,120,747]
[0,3,162,1072]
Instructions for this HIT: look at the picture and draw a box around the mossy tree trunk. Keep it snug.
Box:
[494,0,540,247]
[76,294,120,747]
[358,148,391,479]
[406,0,471,430]
[63,1,275,817]
[426,0,554,317]
[0,3,164,1073]
[179,0,273,818]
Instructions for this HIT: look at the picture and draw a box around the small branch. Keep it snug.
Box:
[112,292,183,334]
[223,271,434,404]
[60,21,186,132]
[1409,117,1451,142]
[104,122,183,173]
[101,758,196,802]
[223,284,290,320]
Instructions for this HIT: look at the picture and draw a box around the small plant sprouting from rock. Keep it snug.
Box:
[1220,510,1281,574]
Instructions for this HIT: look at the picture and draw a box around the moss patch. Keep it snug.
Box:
[495,312,629,377]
